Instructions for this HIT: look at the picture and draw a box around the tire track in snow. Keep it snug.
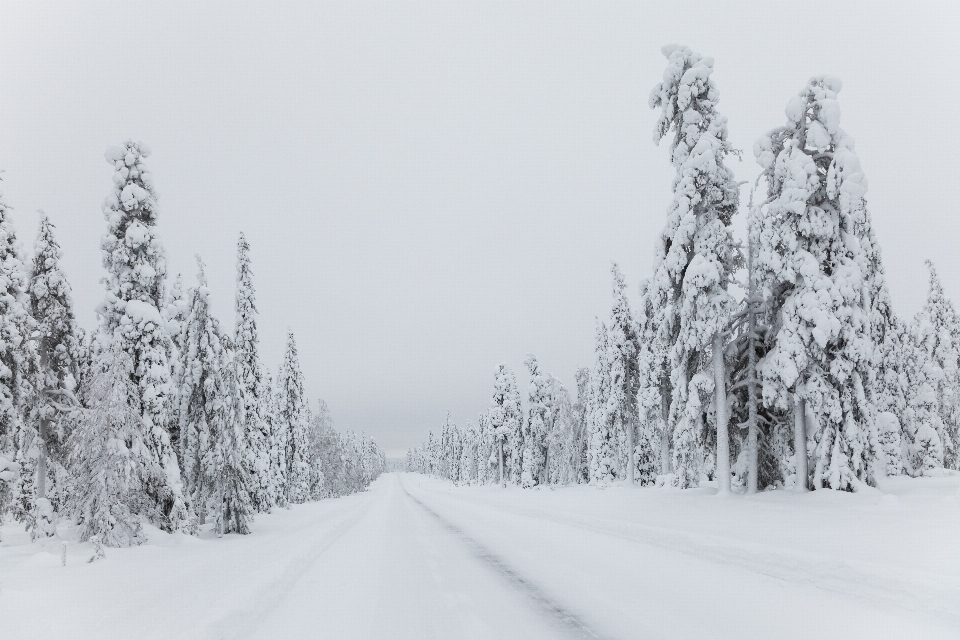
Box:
[400,481,617,640]
[412,486,960,622]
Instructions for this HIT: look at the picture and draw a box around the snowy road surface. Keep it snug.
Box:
[2,472,958,639]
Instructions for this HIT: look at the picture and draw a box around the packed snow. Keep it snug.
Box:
[3,472,958,639]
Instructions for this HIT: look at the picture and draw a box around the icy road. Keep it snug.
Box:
[2,472,958,639]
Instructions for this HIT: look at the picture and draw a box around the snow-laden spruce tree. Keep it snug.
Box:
[753,77,876,491]
[521,354,552,487]
[587,321,615,483]
[634,279,662,485]
[162,274,188,448]
[0,188,39,527]
[210,353,254,535]
[177,257,228,524]
[97,141,187,527]
[649,45,741,491]
[234,233,272,510]
[306,399,332,499]
[262,366,286,506]
[27,214,82,537]
[487,364,523,487]
[476,413,495,485]
[67,339,159,546]
[459,420,478,484]
[915,260,959,470]
[277,330,310,503]
[605,264,642,484]
[873,315,913,476]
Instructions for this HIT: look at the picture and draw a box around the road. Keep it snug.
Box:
[241,474,954,640]
[3,473,955,639]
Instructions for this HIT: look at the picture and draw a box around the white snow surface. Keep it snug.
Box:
[2,472,958,639]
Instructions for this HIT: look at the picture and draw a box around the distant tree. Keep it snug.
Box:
[278,331,310,503]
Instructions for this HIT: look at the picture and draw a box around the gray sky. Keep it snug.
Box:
[1,1,958,456]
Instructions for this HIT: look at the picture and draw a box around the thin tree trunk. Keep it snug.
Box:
[626,412,635,485]
[660,370,671,475]
[794,396,809,492]
[499,439,505,488]
[713,332,731,494]
[745,228,760,495]
[37,417,48,500]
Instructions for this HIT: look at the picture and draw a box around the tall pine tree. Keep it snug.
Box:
[234,233,272,511]
[649,45,740,490]
[97,141,187,527]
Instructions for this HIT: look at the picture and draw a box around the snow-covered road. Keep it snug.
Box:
[3,472,958,639]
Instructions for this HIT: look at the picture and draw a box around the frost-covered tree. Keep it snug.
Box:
[0,190,39,527]
[277,330,310,503]
[96,141,187,527]
[67,340,163,546]
[521,354,551,487]
[649,45,740,490]
[916,261,960,470]
[476,413,496,485]
[262,366,285,506]
[587,322,615,483]
[234,233,272,510]
[459,420,479,484]
[177,257,227,524]
[210,354,254,535]
[606,264,642,484]
[487,364,523,487]
[753,77,876,491]
[27,214,81,536]
[162,274,188,448]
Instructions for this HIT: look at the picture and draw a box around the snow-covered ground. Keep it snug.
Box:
[2,472,958,639]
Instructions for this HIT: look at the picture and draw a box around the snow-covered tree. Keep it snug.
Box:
[915,261,959,470]
[27,214,81,536]
[605,264,643,484]
[587,321,615,483]
[0,189,39,527]
[210,354,254,535]
[487,364,523,487]
[277,330,310,503]
[753,77,876,491]
[96,141,187,527]
[459,420,479,484]
[234,233,272,511]
[177,257,227,524]
[67,339,163,546]
[649,45,741,490]
[162,274,188,448]
[521,354,551,487]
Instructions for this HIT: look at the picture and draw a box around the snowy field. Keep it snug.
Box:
[2,472,958,639]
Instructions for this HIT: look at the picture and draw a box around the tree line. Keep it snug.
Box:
[0,140,385,546]
[408,45,959,493]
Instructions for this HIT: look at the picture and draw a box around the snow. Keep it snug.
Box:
[123,299,163,327]
[3,472,957,639]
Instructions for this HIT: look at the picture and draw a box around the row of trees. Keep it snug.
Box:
[0,141,384,546]
[409,45,960,493]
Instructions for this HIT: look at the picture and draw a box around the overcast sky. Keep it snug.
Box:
[1,1,958,456]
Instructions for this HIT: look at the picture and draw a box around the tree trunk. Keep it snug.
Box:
[660,370,672,475]
[745,237,760,495]
[713,333,731,494]
[37,417,48,500]
[794,396,809,492]
[498,439,505,488]
[626,413,635,485]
